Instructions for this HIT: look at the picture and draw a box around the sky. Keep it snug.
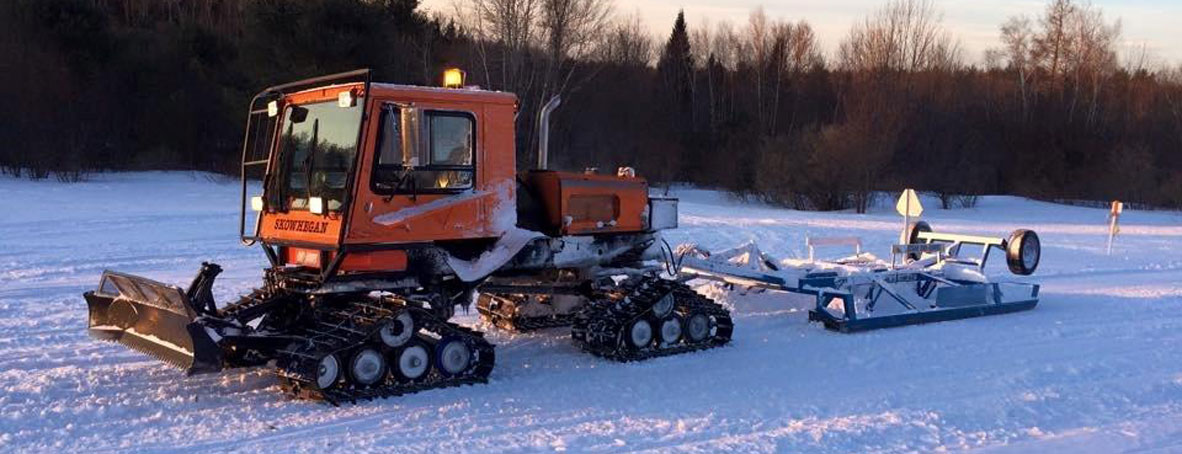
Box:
[417,0,1182,67]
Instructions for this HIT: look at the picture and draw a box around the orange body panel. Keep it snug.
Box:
[345,85,518,245]
[260,209,343,245]
[339,250,409,272]
[526,171,649,235]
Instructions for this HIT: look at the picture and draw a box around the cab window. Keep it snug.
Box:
[373,106,475,193]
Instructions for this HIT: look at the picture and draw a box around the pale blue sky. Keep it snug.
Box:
[420,0,1181,66]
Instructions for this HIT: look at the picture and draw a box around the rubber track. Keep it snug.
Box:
[274,299,494,404]
[571,277,733,361]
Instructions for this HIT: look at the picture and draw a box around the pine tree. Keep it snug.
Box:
[657,11,694,135]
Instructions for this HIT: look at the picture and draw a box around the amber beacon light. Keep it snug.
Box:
[442,68,465,88]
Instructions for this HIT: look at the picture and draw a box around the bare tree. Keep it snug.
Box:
[1033,0,1074,83]
[838,0,961,73]
[595,12,653,67]
[1066,4,1119,125]
[999,16,1035,117]
[452,0,540,94]
[538,0,612,97]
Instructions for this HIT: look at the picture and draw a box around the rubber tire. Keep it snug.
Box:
[659,316,683,345]
[627,319,654,350]
[393,340,431,381]
[434,337,473,377]
[1005,229,1041,275]
[684,313,711,343]
[904,221,933,262]
[378,311,414,348]
[315,354,341,390]
[651,292,675,319]
[348,347,387,386]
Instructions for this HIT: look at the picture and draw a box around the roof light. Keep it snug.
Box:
[338,90,355,108]
[443,68,465,88]
[309,196,324,215]
[250,196,264,212]
[267,100,279,117]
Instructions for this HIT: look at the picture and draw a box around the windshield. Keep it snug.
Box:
[272,98,363,212]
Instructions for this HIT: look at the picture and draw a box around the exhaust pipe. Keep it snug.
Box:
[536,96,561,170]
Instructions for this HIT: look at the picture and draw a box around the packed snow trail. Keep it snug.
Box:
[2,173,1181,453]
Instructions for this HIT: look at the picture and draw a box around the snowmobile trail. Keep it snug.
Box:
[2,173,1182,453]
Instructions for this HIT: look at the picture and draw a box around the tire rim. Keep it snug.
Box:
[629,319,653,348]
[316,354,340,389]
[1022,235,1039,270]
[350,348,386,386]
[651,293,675,318]
[437,339,472,376]
[397,345,430,380]
[685,313,710,343]
[660,317,682,344]
[379,312,414,348]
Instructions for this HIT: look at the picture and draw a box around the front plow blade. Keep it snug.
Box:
[84,271,223,374]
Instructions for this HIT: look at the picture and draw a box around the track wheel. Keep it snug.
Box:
[659,316,683,346]
[379,311,415,348]
[651,292,675,318]
[684,312,711,344]
[349,347,387,386]
[628,319,654,349]
[394,341,431,381]
[436,338,474,377]
[315,354,341,390]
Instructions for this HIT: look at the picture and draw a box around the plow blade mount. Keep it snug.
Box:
[84,270,223,374]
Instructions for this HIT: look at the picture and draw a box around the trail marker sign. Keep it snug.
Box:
[896,189,924,217]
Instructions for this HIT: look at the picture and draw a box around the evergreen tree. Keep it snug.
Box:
[657,11,694,135]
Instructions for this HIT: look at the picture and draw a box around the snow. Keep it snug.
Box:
[446,228,540,282]
[3,173,1182,453]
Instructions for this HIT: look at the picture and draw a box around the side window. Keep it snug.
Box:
[372,107,476,193]
[429,114,473,166]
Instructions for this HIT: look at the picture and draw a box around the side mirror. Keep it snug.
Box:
[289,106,309,124]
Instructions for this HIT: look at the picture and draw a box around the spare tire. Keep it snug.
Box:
[1005,229,1040,275]
[903,221,932,261]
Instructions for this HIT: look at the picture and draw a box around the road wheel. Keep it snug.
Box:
[628,319,654,349]
[349,347,387,386]
[393,341,431,381]
[315,354,341,390]
[904,221,933,262]
[1006,229,1041,275]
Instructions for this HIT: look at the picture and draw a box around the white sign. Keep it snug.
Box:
[896,189,923,217]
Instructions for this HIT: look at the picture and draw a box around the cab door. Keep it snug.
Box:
[346,101,492,243]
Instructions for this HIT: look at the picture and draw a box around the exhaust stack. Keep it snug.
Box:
[536,96,562,170]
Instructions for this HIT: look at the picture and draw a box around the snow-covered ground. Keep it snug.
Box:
[2,172,1182,453]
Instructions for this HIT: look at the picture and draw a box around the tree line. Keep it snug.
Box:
[2,0,1180,210]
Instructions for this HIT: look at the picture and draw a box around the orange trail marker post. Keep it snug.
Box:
[1107,200,1123,255]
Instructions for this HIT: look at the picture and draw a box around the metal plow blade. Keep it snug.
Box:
[83,271,223,374]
